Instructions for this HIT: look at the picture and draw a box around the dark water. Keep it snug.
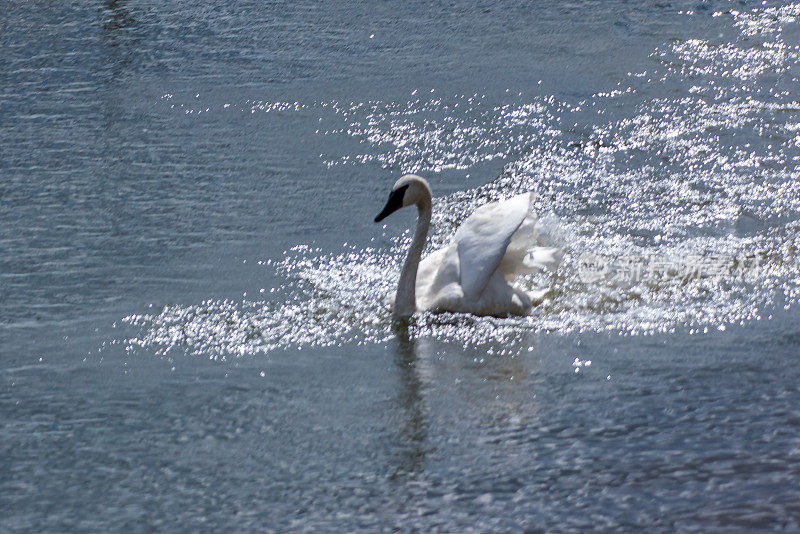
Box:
[3,1,800,531]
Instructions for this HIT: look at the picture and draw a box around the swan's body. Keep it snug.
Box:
[375,174,559,319]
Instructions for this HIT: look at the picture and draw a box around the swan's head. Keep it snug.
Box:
[374,174,432,222]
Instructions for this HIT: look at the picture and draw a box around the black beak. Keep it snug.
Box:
[374,185,408,222]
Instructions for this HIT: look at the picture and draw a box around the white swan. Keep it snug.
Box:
[374,174,560,319]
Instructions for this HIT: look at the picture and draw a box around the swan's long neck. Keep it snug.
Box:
[394,199,431,319]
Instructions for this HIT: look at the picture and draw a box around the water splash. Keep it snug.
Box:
[124,2,800,357]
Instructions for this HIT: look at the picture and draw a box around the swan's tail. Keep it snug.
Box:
[523,246,562,271]
[519,248,561,307]
[499,210,563,277]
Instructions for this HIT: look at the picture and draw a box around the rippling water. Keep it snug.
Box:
[3,1,800,531]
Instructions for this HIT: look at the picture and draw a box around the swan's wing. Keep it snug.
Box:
[454,193,531,301]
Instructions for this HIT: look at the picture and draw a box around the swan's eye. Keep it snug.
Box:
[374,184,409,222]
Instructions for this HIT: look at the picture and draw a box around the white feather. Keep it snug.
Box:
[454,193,531,300]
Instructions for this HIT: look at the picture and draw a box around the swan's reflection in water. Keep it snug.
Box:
[389,324,430,478]
[386,324,543,483]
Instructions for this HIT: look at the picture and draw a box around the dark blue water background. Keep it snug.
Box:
[2,1,800,531]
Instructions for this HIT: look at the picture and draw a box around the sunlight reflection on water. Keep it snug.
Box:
[124,1,800,357]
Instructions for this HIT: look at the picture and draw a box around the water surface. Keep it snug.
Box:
[2,1,800,531]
